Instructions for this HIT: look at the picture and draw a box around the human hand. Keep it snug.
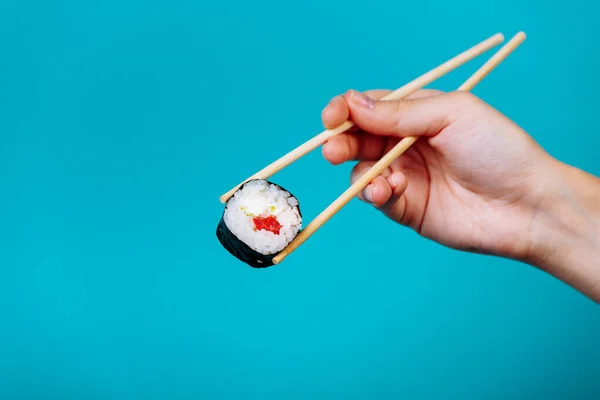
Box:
[322,89,554,259]
[321,90,600,301]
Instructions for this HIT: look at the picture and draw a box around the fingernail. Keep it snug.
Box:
[391,174,401,188]
[363,184,374,203]
[349,90,375,109]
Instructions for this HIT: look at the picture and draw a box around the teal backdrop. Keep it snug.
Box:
[1,0,599,398]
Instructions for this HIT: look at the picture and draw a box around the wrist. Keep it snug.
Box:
[525,159,600,301]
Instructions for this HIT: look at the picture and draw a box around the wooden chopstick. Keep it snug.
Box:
[219,33,505,204]
[272,31,527,265]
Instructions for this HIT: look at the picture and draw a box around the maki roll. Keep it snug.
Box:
[217,179,302,268]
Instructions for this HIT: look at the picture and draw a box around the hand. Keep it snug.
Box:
[321,89,600,301]
[322,89,553,259]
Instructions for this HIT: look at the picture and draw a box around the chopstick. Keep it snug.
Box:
[272,31,527,265]
[219,33,505,204]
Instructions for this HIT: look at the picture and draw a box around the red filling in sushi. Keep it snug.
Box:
[252,215,282,235]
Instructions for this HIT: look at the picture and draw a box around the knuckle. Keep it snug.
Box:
[345,133,359,160]
[391,99,414,133]
[441,92,483,124]
[449,91,480,110]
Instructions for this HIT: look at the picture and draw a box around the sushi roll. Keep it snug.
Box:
[217,179,302,268]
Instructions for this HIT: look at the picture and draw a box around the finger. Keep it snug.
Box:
[322,89,443,128]
[350,162,411,220]
[363,176,393,208]
[343,90,470,138]
[354,170,409,224]
[361,89,393,100]
[322,95,349,130]
[381,170,409,216]
[322,89,446,164]
[350,161,377,202]
[322,132,390,165]
[322,90,392,130]
[386,171,408,196]
[350,161,393,208]
[379,151,430,229]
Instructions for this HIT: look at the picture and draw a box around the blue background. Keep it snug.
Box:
[1,0,599,398]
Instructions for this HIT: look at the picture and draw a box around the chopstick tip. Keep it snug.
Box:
[507,31,527,46]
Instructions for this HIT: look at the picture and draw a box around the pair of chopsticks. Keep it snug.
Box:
[220,31,526,265]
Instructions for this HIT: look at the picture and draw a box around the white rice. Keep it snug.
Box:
[223,180,302,255]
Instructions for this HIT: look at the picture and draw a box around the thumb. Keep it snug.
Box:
[343,89,467,138]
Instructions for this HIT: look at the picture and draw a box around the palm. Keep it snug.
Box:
[377,123,539,257]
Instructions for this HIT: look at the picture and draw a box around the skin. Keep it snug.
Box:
[321,89,600,303]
